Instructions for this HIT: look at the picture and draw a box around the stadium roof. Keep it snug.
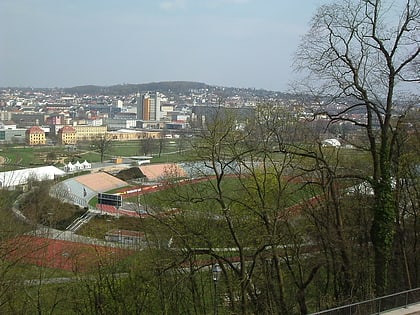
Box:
[74,172,127,192]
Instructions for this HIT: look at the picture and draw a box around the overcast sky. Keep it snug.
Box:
[0,0,328,92]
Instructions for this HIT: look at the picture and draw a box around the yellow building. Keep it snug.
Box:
[73,125,107,142]
[26,126,46,145]
[107,129,162,141]
[143,130,162,139]
[58,126,77,145]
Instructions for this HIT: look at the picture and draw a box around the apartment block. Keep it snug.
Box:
[58,125,77,145]
[26,126,46,145]
[73,125,107,141]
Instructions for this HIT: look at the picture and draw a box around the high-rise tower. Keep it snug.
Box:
[136,92,161,121]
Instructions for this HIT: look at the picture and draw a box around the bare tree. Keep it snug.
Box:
[141,107,332,314]
[92,135,112,163]
[294,0,419,294]
[392,110,420,289]
[158,137,166,158]
[139,137,155,156]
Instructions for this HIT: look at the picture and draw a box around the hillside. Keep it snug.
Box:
[63,81,210,96]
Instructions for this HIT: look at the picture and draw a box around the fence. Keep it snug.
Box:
[310,287,420,315]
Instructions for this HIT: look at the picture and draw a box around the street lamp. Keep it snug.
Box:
[212,264,222,315]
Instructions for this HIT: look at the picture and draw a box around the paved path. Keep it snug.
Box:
[381,304,420,315]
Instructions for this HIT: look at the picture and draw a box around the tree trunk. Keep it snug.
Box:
[371,180,395,295]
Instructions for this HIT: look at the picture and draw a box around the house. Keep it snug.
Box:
[45,115,65,125]
[58,126,77,145]
[26,126,46,145]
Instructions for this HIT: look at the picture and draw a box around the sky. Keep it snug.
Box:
[0,0,328,92]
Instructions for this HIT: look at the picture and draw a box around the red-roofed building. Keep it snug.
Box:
[58,125,76,145]
[26,126,46,145]
[45,115,64,125]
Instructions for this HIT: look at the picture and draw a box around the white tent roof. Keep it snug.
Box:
[322,138,341,147]
[82,160,91,167]
[0,166,66,188]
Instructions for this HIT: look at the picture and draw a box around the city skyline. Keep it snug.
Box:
[0,0,328,92]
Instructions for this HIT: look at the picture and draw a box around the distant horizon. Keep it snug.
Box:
[0,80,287,93]
[0,79,289,93]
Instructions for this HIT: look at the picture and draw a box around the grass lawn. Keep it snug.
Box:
[77,215,144,239]
[109,142,140,156]
[0,139,195,170]
[0,147,44,169]
[78,175,322,244]
[131,176,321,210]
[2,262,75,281]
